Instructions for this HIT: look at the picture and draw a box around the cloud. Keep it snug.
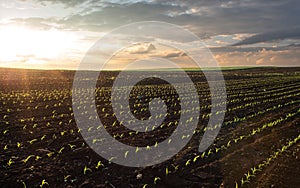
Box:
[161,51,186,58]
[213,46,300,67]
[16,54,35,63]
[211,43,300,53]
[232,29,300,46]
[127,43,156,54]
[9,17,59,30]
[6,0,300,38]
[27,0,155,7]
[1,0,299,69]
[21,0,87,7]
[255,58,264,65]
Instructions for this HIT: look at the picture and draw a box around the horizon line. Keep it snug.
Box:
[1,65,299,72]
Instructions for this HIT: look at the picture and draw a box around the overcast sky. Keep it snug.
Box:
[0,0,299,69]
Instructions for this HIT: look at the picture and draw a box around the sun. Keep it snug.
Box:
[0,26,76,65]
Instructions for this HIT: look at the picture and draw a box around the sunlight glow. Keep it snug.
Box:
[0,26,77,65]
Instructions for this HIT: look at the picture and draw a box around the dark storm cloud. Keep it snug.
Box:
[58,2,179,31]
[232,29,300,46]
[15,0,300,40]
[21,0,87,7]
[24,0,154,8]
[65,0,300,37]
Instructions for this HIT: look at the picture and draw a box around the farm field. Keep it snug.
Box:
[0,67,299,188]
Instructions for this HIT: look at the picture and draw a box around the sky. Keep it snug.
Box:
[0,0,299,70]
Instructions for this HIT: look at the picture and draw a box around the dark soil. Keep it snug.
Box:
[0,67,299,188]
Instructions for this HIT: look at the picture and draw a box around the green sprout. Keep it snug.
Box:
[108,157,116,163]
[244,172,252,180]
[154,176,160,184]
[41,135,46,141]
[251,167,258,174]
[83,166,92,175]
[207,149,213,156]
[64,175,71,182]
[226,140,231,147]
[39,179,49,188]
[95,161,104,169]
[68,144,76,149]
[28,139,37,144]
[3,129,9,135]
[35,156,41,161]
[241,178,249,186]
[193,155,200,162]
[23,155,35,163]
[185,159,191,166]
[165,167,169,175]
[17,142,22,148]
[17,180,26,188]
[58,147,64,154]
[201,152,206,158]
[171,164,179,172]
[124,151,129,158]
[7,158,13,166]
[47,152,54,157]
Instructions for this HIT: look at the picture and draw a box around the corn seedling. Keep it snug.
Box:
[83,166,92,175]
[39,179,49,188]
[154,176,160,184]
